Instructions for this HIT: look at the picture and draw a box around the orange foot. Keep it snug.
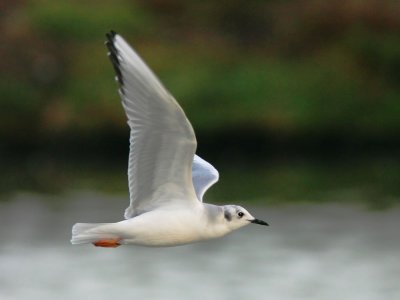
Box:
[93,239,121,248]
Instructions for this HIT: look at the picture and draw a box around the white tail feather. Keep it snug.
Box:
[71,223,117,245]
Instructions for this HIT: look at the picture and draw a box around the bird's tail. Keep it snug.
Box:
[71,223,118,245]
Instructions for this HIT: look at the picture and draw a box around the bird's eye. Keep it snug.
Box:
[238,212,244,218]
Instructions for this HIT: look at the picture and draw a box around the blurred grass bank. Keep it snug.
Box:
[1,0,400,208]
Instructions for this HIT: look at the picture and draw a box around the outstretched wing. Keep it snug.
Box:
[105,31,198,219]
[192,155,219,201]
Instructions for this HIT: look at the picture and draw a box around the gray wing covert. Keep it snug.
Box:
[105,31,198,219]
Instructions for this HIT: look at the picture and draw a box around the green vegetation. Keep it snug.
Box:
[3,1,400,137]
[2,1,400,206]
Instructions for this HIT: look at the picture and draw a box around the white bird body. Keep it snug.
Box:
[72,203,235,247]
[122,209,231,246]
[70,31,268,248]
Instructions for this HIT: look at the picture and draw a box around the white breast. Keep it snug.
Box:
[116,207,210,246]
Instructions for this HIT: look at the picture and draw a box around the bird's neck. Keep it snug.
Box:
[202,203,232,238]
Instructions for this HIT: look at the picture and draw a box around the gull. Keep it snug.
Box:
[71,31,268,248]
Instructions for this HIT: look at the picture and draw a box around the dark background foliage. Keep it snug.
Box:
[1,0,400,206]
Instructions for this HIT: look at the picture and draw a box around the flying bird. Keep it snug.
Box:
[71,31,268,248]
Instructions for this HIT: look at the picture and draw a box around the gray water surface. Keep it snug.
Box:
[0,191,399,300]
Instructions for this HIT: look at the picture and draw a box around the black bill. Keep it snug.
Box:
[251,219,269,226]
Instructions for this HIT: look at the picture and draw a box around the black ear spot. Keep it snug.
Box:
[224,210,232,222]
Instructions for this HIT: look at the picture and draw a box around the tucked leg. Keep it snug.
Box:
[93,239,121,248]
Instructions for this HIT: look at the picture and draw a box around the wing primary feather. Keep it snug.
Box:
[105,32,123,85]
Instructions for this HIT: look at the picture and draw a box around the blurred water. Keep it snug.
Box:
[0,191,399,300]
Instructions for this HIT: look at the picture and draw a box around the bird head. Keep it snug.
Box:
[222,205,269,231]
